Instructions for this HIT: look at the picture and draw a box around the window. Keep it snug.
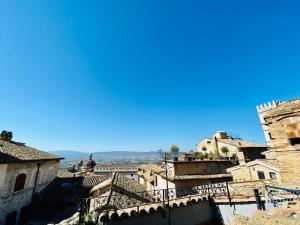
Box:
[257,171,265,180]
[269,172,277,179]
[14,173,26,192]
[289,138,300,146]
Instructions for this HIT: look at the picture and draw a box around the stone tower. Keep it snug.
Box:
[261,98,300,183]
[256,100,282,147]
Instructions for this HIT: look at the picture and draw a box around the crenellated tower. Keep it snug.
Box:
[256,100,283,147]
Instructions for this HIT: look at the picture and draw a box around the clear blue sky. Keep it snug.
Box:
[0,1,299,152]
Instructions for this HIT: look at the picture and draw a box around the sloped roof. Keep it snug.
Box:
[93,173,152,211]
[0,140,63,163]
[138,163,164,174]
[82,175,110,188]
[217,138,265,148]
[96,164,139,171]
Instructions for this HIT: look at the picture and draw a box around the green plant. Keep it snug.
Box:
[220,146,229,155]
[170,144,180,157]
[208,152,214,160]
[79,213,96,225]
[203,152,208,159]
[196,152,204,160]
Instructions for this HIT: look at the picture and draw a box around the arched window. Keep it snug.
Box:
[14,173,26,192]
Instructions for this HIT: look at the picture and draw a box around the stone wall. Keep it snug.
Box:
[230,162,280,182]
[230,166,252,182]
[0,160,59,224]
[275,150,300,183]
[172,160,232,177]
[264,99,300,183]
[105,200,213,225]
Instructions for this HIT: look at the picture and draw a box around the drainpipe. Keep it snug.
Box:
[32,163,41,202]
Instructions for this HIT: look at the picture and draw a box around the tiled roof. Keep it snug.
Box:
[0,140,62,163]
[107,191,148,209]
[112,172,148,195]
[138,163,164,174]
[217,138,265,148]
[92,172,152,211]
[96,164,139,171]
[82,175,110,188]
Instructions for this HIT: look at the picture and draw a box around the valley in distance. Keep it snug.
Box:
[50,150,162,168]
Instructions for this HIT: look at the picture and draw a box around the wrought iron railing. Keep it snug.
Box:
[79,182,230,221]
[265,184,300,210]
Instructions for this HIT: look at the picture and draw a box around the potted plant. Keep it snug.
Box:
[221,146,229,155]
[208,152,214,160]
[197,152,204,160]
[170,144,179,161]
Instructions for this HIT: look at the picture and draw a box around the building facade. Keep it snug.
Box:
[138,160,233,191]
[196,131,267,162]
[0,131,63,225]
[227,159,281,182]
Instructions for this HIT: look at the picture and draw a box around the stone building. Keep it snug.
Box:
[259,98,300,183]
[226,159,281,182]
[94,164,139,181]
[0,131,63,225]
[138,159,233,191]
[196,131,267,163]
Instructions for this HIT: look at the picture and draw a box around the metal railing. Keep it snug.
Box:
[79,182,230,221]
[265,185,300,210]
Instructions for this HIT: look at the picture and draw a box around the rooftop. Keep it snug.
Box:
[217,138,265,148]
[0,139,63,163]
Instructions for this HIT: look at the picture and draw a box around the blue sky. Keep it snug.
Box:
[0,1,300,152]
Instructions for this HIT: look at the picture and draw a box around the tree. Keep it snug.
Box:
[170,144,180,157]
[221,146,229,156]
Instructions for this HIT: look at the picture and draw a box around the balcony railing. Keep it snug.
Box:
[79,182,230,221]
[265,184,300,210]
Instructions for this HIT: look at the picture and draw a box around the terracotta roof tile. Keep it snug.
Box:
[0,140,62,163]
[217,138,265,148]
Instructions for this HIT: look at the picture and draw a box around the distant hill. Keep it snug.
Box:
[50,150,161,167]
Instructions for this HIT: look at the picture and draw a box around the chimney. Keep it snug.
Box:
[0,130,13,141]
